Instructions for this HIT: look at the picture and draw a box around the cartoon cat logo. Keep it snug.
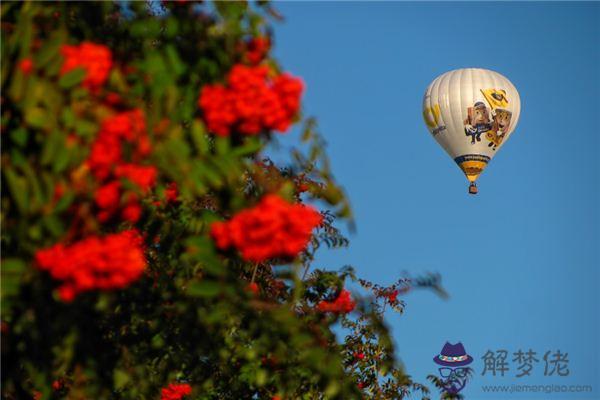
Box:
[486,109,512,150]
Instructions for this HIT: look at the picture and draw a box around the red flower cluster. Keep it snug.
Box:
[87,109,150,180]
[35,230,146,302]
[87,109,155,223]
[52,379,65,391]
[18,58,33,74]
[386,289,399,303]
[164,182,179,203]
[245,36,270,65]
[198,65,303,136]
[210,194,322,262]
[161,383,192,400]
[317,289,356,314]
[246,282,259,295]
[60,42,112,89]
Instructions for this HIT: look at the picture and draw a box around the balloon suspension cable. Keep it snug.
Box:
[468,182,478,195]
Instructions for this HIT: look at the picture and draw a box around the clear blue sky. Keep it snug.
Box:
[271,2,599,399]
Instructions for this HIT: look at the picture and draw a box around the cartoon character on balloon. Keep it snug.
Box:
[486,109,512,150]
[464,92,513,150]
[464,102,492,144]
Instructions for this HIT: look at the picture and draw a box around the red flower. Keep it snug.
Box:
[85,109,154,224]
[104,92,122,106]
[66,133,78,147]
[86,110,150,181]
[18,58,33,74]
[114,164,157,192]
[197,85,234,136]
[161,383,192,400]
[317,289,356,314]
[53,183,66,201]
[52,379,65,391]
[95,181,121,210]
[297,183,309,193]
[245,36,270,65]
[60,42,112,89]
[87,134,122,181]
[165,182,179,203]
[210,194,322,262]
[387,289,399,303]
[35,230,146,302]
[98,109,147,144]
[247,282,259,295]
[355,352,365,360]
[121,202,142,223]
[198,65,303,136]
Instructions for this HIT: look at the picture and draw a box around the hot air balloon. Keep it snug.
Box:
[422,68,520,194]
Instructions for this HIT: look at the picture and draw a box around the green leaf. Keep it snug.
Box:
[58,67,86,89]
[1,258,26,299]
[35,30,65,70]
[39,79,64,115]
[10,128,28,147]
[42,214,64,237]
[164,18,179,38]
[164,85,179,115]
[215,1,247,20]
[186,280,221,298]
[19,161,45,212]
[324,381,341,398]
[8,66,25,102]
[325,381,341,399]
[215,136,230,155]
[108,68,128,93]
[54,190,74,213]
[165,45,186,77]
[151,334,165,349]
[130,19,161,38]
[2,258,26,274]
[113,369,131,389]
[73,119,97,138]
[24,107,51,130]
[52,144,70,173]
[191,120,210,155]
[40,131,63,166]
[3,169,29,215]
[231,137,263,157]
[62,108,76,128]
[192,161,223,189]
[255,369,268,386]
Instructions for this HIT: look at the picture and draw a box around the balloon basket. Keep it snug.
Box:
[468,182,478,195]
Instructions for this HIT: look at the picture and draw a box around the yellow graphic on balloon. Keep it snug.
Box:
[481,89,509,110]
[423,104,446,136]
[423,104,441,128]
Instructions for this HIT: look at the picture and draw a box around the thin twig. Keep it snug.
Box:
[302,263,311,281]
[250,262,259,283]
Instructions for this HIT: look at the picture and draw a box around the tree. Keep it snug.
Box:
[1,2,447,399]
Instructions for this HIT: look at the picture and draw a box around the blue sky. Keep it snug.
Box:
[272,2,599,399]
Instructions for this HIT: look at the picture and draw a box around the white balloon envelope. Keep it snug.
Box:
[423,68,521,194]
